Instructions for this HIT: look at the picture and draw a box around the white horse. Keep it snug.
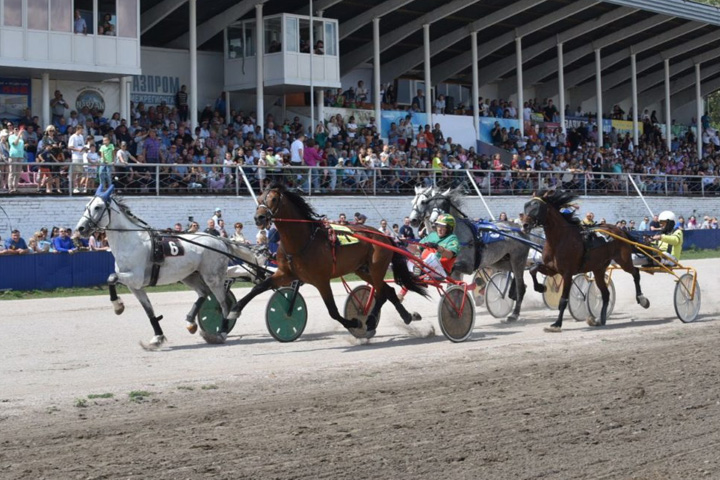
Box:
[76,185,265,347]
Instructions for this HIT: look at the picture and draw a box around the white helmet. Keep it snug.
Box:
[658,211,675,222]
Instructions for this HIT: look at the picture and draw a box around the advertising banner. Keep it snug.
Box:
[0,77,31,120]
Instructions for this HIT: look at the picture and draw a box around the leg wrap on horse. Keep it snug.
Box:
[186,297,206,323]
[107,273,119,301]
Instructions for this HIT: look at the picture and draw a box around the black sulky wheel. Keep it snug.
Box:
[438,285,475,343]
[343,285,380,338]
[674,273,701,323]
[568,274,591,322]
[587,275,616,321]
[265,287,308,342]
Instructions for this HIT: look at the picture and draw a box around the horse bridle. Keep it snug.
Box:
[256,189,283,226]
[81,195,114,233]
[523,197,548,230]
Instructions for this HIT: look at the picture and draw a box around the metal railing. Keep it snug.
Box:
[1,161,718,197]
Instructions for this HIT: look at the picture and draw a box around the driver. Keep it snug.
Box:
[633,210,683,266]
[417,213,460,279]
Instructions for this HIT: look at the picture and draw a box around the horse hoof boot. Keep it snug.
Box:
[637,296,650,309]
[543,325,562,333]
[411,312,422,322]
[112,299,125,315]
[186,322,198,335]
[140,335,167,350]
[365,328,377,339]
[506,313,519,323]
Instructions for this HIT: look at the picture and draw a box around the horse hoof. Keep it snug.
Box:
[586,317,598,327]
[637,296,650,309]
[347,318,370,339]
[112,299,125,315]
[411,312,422,322]
[365,329,377,339]
[535,285,547,293]
[506,314,519,323]
[186,322,198,335]
[140,335,167,350]
[543,326,562,333]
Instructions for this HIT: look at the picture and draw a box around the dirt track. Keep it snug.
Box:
[1,260,719,479]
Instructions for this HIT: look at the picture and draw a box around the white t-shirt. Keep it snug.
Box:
[69,133,86,162]
[347,123,358,138]
[290,139,304,164]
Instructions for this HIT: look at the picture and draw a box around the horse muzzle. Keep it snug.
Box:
[254,215,268,228]
[522,222,534,234]
[409,218,420,229]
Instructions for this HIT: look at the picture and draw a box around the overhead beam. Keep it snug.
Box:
[638,62,720,107]
[167,0,266,49]
[431,0,598,85]
[339,0,415,40]
[141,0,187,35]
[671,73,720,108]
[340,0,480,75]
[295,0,343,15]
[379,0,544,84]
[476,6,636,87]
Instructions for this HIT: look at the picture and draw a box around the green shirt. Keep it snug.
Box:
[420,231,460,259]
[99,144,115,165]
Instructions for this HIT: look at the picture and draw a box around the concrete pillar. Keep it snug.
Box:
[631,53,639,146]
[516,36,524,136]
[664,58,671,151]
[471,31,479,140]
[120,76,130,122]
[225,90,231,124]
[189,0,198,130]
[41,73,50,127]
[557,42,565,135]
[423,24,432,125]
[373,17,382,135]
[696,63,703,159]
[256,3,265,134]
[595,48,603,147]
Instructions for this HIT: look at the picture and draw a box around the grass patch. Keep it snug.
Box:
[177,386,194,391]
[681,248,720,260]
[129,390,152,402]
[74,398,88,408]
[200,384,219,390]
[87,393,114,399]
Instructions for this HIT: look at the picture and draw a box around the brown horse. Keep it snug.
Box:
[522,190,649,332]
[220,183,426,341]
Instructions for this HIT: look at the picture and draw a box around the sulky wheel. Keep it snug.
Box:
[343,285,380,333]
[438,285,475,343]
[485,272,515,318]
[587,275,616,321]
[568,274,591,322]
[542,274,563,310]
[265,287,308,342]
[674,273,701,323]
[198,290,237,343]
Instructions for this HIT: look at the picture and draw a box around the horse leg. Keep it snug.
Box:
[530,263,556,293]
[545,272,572,333]
[129,287,166,347]
[181,273,211,334]
[314,281,365,333]
[506,262,527,323]
[107,273,125,315]
[588,269,610,327]
[617,259,650,309]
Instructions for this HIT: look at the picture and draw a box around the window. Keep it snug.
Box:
[117,0,136,37]
[264,17,281,53]
[73,0,93,34]
[50,0,72,32]
[312,19,323,54]
[299,18,310,53]
[324,22,337,56]
[4,0,22,27]
[244,22,255,57]
[227,25,244,59]
[98,0,115,36]
[28,0,49,30]
[285,16,298,52]
[397,79,412,105]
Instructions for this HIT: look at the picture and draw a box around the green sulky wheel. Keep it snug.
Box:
[265,287,308,342]
[198,290,237,341]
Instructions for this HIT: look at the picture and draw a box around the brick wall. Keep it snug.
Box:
[1,194,718,241]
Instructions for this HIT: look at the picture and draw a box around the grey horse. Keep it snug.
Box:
[409,186,542,322]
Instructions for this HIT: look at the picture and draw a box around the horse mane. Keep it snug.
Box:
[112,195,152,228]
[268,182,320,220]
[440,188,465,208]
[538,190,581,225]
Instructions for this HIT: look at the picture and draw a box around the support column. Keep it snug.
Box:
[423,24,432,125]
[225,90,231,124]
[516,36,524,136]
[696,63,703,159]
[256,3,265,134]
[309,0,314,135]
[41,73,50,127]
[120,76,130,122]
[664,58,671,151]
[595,48,603,147]
[557,42,565,135]
[373,17,381,135]
[189,0,198,130]
[317,88,324,133]
[631,53,639,146]
[471,31,479,140]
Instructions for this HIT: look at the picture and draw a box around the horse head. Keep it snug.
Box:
[523,196,548,233]
[76,185,115,237]
[255,187,279,229]
[409,185,433,228]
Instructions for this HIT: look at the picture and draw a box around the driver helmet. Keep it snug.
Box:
[435,214,456,234]
[658,210,676,234]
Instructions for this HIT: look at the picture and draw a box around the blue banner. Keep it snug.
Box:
[0,77,31,120]
[0,252,115,291]
[380,110,427,138]
[478,117,519,144]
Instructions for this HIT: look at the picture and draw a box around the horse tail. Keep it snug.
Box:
[391,252,429,298]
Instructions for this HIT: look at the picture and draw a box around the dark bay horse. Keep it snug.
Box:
[221,183,426,340]
[522,190,649,332]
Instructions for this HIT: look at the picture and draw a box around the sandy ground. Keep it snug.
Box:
[0,259,719,479]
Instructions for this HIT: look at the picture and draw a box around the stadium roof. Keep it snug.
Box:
[140,0,720,104]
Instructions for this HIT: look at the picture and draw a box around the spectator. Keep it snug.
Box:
[99,135,116,190]
[7,125,24,194]
[68,125,86,193]
[74,10,87,34]
[50,90,69,125]
[353,212,367,225]
[2,229,29,255]
[204,219,220,236]
[52,228,77,253]
[231,222,249,244]
[89,231,110,251]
